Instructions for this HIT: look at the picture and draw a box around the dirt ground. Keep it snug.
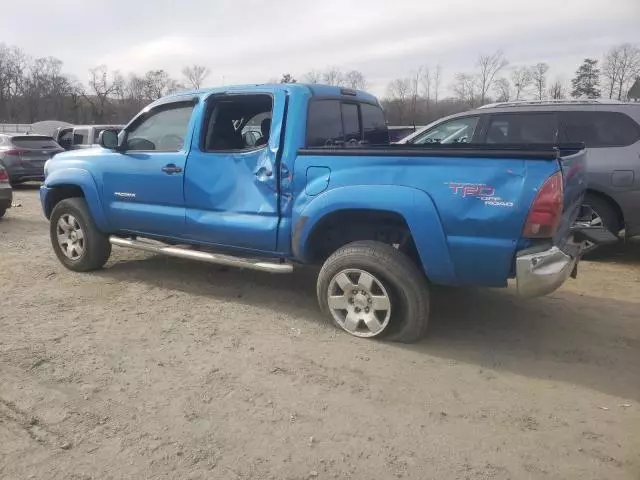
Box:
[0,186,639,480]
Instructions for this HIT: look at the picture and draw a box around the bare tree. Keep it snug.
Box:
[531,62,549,100]
[410,69,422,124]
[84,65,121,122]
[452,73,479,106]
[386,78,412,124]
[477,50,508,105]
[181,64,210,89]
[493,77,511,102]
[279,73,297,83]
[303,70,322,84]
[433,64,442,104]
[143,70,180,100]
[420,66,432,104]
[602,43,640,100]
[322,67,344,86]
[548,78,566,99]
[510,66,532,100]
[343,70,367,90]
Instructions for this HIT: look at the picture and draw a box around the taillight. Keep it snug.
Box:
[523,171,564,238]
[0,168,8,182]
[5,149,25,156]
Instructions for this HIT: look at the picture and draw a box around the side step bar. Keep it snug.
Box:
[109,237,293,274]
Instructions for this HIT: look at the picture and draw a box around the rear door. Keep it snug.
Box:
[183,89,286,252]
[101,99,197,236]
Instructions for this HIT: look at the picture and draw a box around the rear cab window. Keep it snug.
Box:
[73,128,90,146]
[306,99,389,147]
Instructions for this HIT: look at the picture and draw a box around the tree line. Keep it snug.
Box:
[0,41,637,127]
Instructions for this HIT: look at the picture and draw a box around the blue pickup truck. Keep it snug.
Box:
[40,84,608,342]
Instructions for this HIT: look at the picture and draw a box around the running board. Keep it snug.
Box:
[109,237,293,274]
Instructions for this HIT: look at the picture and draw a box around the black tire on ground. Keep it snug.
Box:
[582,194,620,255]
[317,240,430,343]
[50,197,111,272]
[0,207,6,219]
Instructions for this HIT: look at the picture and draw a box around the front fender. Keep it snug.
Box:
[43,168,110,232]
[293,185,458,285]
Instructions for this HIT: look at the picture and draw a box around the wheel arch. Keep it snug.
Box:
[585,188,624,231]
[292,185,458,285]
[43,168,110,231]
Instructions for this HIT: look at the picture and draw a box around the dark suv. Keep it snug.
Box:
[399,100,640,241]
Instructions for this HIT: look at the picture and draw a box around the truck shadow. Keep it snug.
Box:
[582,241,640,265]
[97,254,640,401]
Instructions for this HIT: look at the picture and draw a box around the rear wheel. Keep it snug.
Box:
[582,194,620,254]
[50,198,111,271]
[317,241,429,343]
[0,207,6,219]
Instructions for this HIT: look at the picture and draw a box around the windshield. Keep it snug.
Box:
[411,116,479,144]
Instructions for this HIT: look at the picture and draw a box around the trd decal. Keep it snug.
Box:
[446,182,515,208]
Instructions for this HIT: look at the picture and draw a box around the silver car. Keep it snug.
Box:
[399,100,640,241]
[0,134,64,185]
[0,163,12,218]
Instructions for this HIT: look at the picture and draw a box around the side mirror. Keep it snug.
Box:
[98,130,119,149]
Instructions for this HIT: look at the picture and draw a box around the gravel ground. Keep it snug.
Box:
[1,186,639,480]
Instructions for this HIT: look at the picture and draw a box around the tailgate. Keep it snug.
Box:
[554,145,587,248]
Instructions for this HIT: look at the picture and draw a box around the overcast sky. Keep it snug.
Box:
[1,0,639,97]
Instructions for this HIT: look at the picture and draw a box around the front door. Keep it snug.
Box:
[183,90,285,252]
[102,100,197,236]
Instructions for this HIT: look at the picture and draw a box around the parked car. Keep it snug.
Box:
[39,85,611,342]
[55,125,124,151]
[0,134,64,185]
[398,100,640,242]
[0,163,12,218]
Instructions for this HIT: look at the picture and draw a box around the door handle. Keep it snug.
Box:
[161,164,182,174]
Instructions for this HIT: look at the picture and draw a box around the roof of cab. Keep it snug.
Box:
[159,83,379,105]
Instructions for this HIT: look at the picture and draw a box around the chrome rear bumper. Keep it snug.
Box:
[516,246,576,298]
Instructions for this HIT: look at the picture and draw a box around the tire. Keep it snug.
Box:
[582,194,620,254]
[50,198,111,271]
[0,207,6,219]
[317,240,429,343]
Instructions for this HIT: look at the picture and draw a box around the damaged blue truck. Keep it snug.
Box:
[39,84,614,342]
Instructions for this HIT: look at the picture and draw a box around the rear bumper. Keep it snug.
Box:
[516,246,576,298]
[0,186,12,209]
[5,164,45,183]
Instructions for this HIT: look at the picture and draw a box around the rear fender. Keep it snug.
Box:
[43,168,110,231]
[293,185,458,285]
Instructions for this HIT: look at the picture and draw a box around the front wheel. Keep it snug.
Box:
[317,241,430,343]
[50,198,111,271]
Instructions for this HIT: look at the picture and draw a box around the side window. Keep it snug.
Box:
[127,103,195,152]
[559,111,640,148]
[240,111,272,148]
[486,113,556,144]
[58,129,73,149]
[412,117,479,144]
[307,100,343,147]
[202,94,273,152]
[342,103,361,145]
[73,128,89,146]
[361,103,389,145]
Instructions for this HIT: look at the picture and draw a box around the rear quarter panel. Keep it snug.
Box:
[293,153,560,287]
